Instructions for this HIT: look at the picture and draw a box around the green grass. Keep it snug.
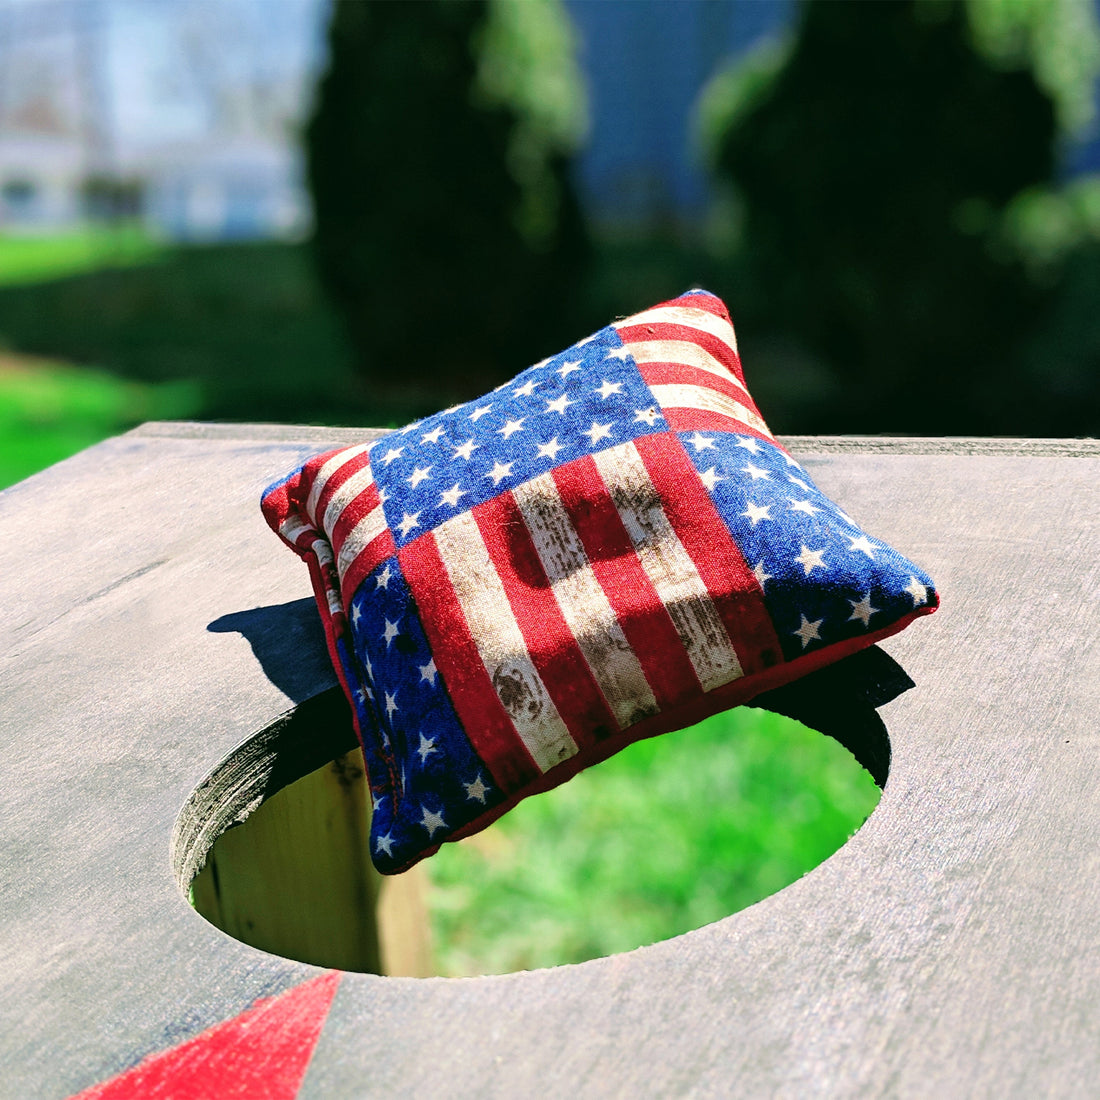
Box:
[0,354,201,489]
[423,707,880,976]
[0,226,164,287]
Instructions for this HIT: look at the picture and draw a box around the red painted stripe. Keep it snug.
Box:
[473,493,619,746]
[636,360,764,415]
[342,528,396,609]
[70,971,342,1100]
[634,433,784,675]
[660,407,777,447]
[551,453,703,712]
[399,532,541,792]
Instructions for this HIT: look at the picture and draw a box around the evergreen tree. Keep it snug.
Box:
[306,0,590,411]
[709,0,1057,434]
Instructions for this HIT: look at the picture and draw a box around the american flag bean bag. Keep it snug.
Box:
[262,290,938,872]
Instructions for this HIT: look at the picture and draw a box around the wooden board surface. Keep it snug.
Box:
[1,423,1098,1098]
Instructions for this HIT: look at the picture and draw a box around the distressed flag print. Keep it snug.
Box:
[262,290,938,872]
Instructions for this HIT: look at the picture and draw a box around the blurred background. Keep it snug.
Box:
[3,0,1098,972]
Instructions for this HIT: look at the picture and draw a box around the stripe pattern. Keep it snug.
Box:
[614,296,774,441]
[262,289,939,872]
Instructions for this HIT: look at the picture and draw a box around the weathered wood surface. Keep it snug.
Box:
[1,423,1098,1098]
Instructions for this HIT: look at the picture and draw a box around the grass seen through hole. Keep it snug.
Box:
[423,707,880,977]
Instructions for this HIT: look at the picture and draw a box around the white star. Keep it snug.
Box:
[688,432,716,452]
[375,832,395,857]
[905,576,929,606]
[498,417,526,439]
[382,619,400,646]
[789,498,820,516]
[417,734,437,763]
[634,406,662,426]
[371,791,383,813]
[537,437,564,460]
[385,690,399,718]
[355,686,370,707]
[421,425,445,444]
[794,545,827,575]
[442,403,463,414]
[351,603,362,626]
[439,483,465,508]
[464,774,489,803]
[419,658,437,685]
[381,446,404,465]
[835,507,858,527]
[753,561,773,589]
[545,394,572,415]
[743,462,770,481]
[557,360,582,377]
[597,379,623,400]
[486,460,514,486]
[378,487,388,504]
[848,534,879,559]
[420,806,447,838]
[470,405,493,421]
[742,501,771,526]
[585,421,613,446]
[400,420,423,435]
[363,654,373,680]
[699,467,724,491]
[397,511,421,537]
[453,439,478,461]
[375,563,392,589]
[793,614,824,648]
[848,593,879,627]
[407,465,432,488]
[514,379,538,398]
[788,476,810,492]
[736,436,762,454]
[604,345,632,361]
[783,452,802,469]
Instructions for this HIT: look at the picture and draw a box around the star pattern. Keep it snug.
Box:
[367,328,663,550]
[678,430,936,662]
[346,558,502,872]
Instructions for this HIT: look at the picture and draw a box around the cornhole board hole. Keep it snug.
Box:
[2,423,1098,1098]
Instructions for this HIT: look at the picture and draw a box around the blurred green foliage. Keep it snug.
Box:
[305,0,592,408]
[697,0,1100,436]
[426,706,880,975]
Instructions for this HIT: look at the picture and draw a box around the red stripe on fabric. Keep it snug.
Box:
[668,291,731,319]
[261,477,307,552]
[617,322,743,378]
[473,493,619,746]
[295,448,344,512]
[70,972,342,1100]
[660,407,777,448]
[312,449,373,525]
[636,360,764,415]
[398,532,541,792]
[551,454,703,712]
[342,528,396,606]
[330,482,382,553]
[634,433,784,675]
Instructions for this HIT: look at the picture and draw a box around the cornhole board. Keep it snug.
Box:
[1,423,1097,1098]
